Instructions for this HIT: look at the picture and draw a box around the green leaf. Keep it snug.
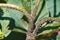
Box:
[56,35,60,40]
[0,20,9,27]
[12,28,26,33]
[0,29,4,39]
[0,20,11,37]
[45,0,54,17]
[2,0,29,33]
[7,0,22,6]
[21,0,31,13]
[37,22,60,36]
[37,29,53,36]
[45,23,60,27]
[35,0,49,24]
[46,0,60,17]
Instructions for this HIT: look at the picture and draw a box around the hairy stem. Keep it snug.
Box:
[26,0,41,40]
[31,0,40,19]
[0,4,35,40]
[33,17,60,35]
[26,18,35,40]
[0,3,35,40]
[0,3,33,23]
[0,4,34,34]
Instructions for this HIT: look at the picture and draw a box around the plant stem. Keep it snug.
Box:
[0,3,35,40]
[31,0,40,19]
[33,17,60,35]
[0,3,33,23]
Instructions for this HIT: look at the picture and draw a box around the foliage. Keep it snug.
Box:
[0,0,60,40]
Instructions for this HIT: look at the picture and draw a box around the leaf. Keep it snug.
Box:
[21,0,31,13]
[1,0,29,32]
[7,0,23,6]
[0,20,11,37]
[35,0,49,24]
[36,0,60,25]
[37,22,60,36]
[0,29,4,39]
[37,29,53,36]
[46,0,60,17]
[45,23,60,27]
[21,19,29,30]
[0,20,9,27]
[56,35,60,40]
[36,28,60,40]
[35,0,60,38]
[12,28,26,33]
[36,29,54,40]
